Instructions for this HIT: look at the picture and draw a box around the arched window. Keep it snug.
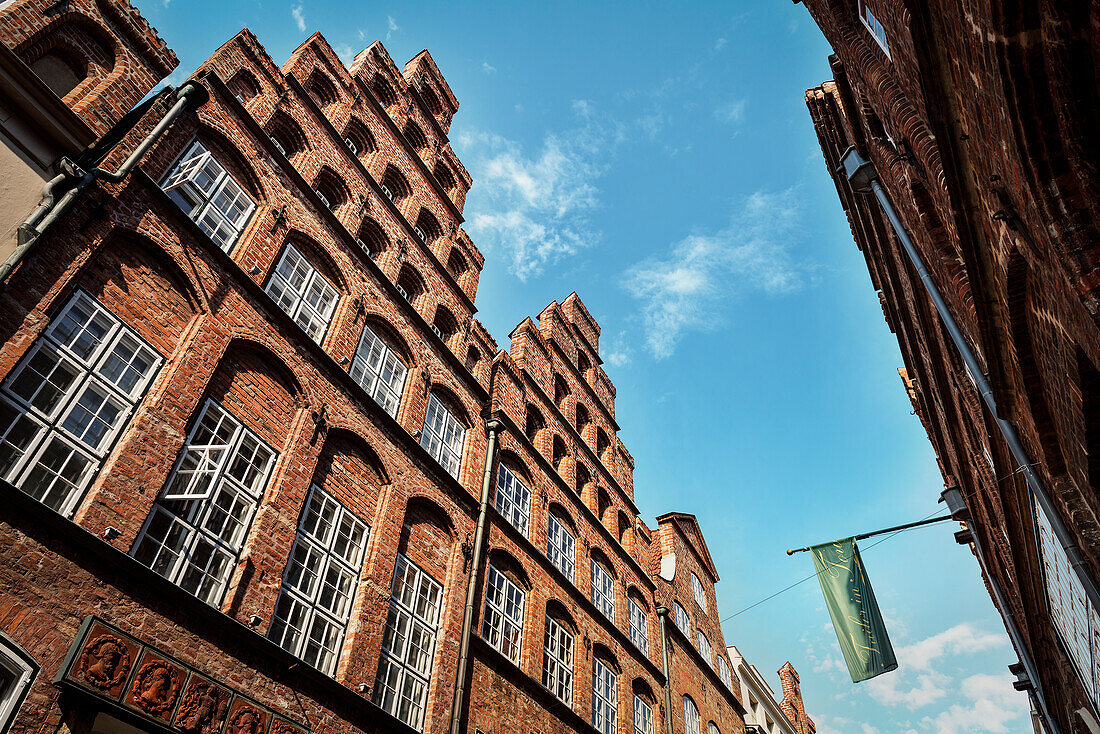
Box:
[708,723,721,734]
[495,462,531,537]
[465,345,480,373]
[696,629,711,661]
[404,120,428,151]
[592,656,618,734]
[380,165,411,204]
[269,485,369,674]
[1,291,163,515]
[350,324,407,417]
[446,249,469,280]
[227,70,260,105]
[554,375,569,409]
[374,552,442,730]
[483,562,526,663]
[547,510,575,581]
[633,689,654,734]
[717,656,732,689]
[395,265,424,305]
[356,218,389,259]
[162,139,255,251]
[306,70,338,108]
[673,601,690,635]
[578,350,592,377]
[431,306,457,344]
[691,572,707,612]
[371,74,398,108]
[419,83,443,115]
[628,593,649,654]
[552,435,567,472]
[313,168,349,213]
[421,392,465,478]
[342,118,376,160]
[543,610,574,704]
[30,49,84,98]
[265,243,340,343]
[524,404,545,444]
[596,427,610,461]
[575,463,590,497]
[434,162,456,190]
[590,557,615,619]
[683,695,701,734]
[414,208,442,245]
[576,403,591,436]
[266,111,308,161]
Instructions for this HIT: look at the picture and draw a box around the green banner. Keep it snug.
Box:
[812,537,897,682]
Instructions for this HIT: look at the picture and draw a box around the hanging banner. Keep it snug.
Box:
[812,537,898,682]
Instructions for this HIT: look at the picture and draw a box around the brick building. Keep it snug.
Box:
[0,3,813,734]
[726,649,813,734]
[799,1,1100,733]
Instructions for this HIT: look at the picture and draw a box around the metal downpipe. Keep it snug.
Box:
[840,146,1068,733]
[2,81,209,283]
[449,417,504,734]
[655,606,675,734]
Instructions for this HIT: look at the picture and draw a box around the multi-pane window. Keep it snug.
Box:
[482,565,525,664]
[691,572,707,612]
[375,554,442,731]
[547,513,576,582]
[133,400,276,605]
[268,486,369,675]
[0,291,161,515]
[629,598,649,654]
[494,464,531,537]
[591,560,615,620]
[265,245,339,343]
[420,393,464,479]
[683,695,701,734]
[858,0,891,58]
[718,655,732,689]
[162,140,255,250]
[543,616,573,704]
[633,695,654,734]
[592,659,617,734]
[350,326,407,418]
[0,633,36,732]
[708,722,721,734]
[697,630,711,661]
[674,601,690,636]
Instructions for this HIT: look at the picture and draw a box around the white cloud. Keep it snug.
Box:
[897,623,1005,670]
[716,98,747,125]
[602,331,632,369]
[459,102,622,280]
[921,673,1030,734]
[386,15,399,40]
[861,725,880,734]
[335,44,354,65]
[358,28,367,41]
[623,188,804,359]
[866,670,950,709]
[482,61,497,74]
[714,36,727,50]
[291,3,306,32]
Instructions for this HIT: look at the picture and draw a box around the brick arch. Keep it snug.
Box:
[282,230,347,294]
[194,122,266,202]
[356,217,390,258]
[398,495,456,582]
[16,11,116,103]
[487,547,532,591]
[227,68,261,103]
[312,428,390,498]
[589,546,617,581]
[342,116,377,159]
[425,381,472,428]
[626,584,649,612]
[264,110,309,161]
[545,598,577,632]
[359,311,416,367]
[547,502,577,536]
[498,447,534,486]
[524,403,545,445]
[305,68,339,108]
[204,339,305,449]
[632,677,657,705]
[618,510,634,551]
[591,643,620,674]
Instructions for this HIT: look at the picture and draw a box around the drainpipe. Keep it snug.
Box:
[655,606,675,734]
[449,415,504,734]
[4,81,209,282]
[841,146,1071,733]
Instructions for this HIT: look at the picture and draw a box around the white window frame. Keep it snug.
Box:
[270,135,287,158]
[494,464,531,537]
[591,559,615,620]
[350,325,407,418]
[132,399,276,606]
[718,655,732,689]
[162,139,255,251]
[633,694,653,734]
[674,601,690,636]
[592,658,618,734]
[482,565,525,663]
[691,572,707,612]
[264,244,340,344]
[629,598,649,655]
[430,323,444,341]
[683,695,701,734]
[708,722,721,734]
[0,633,36,734]
[268,486,369,676]
[697,629,711,661]
[374,553,443,732]
[547,513,576,582]
[543,616,573,705]
[413,226,427,243]
[314,189,331,210]
[0,290,162,516]
[858,0,891,58]
[380,182,394,201]
[344,136,358,155]
[420,393,465,479]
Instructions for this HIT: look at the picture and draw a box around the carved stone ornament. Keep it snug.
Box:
[76,634,132,692]
[128,659,182,716]
[225,703,265,734]
[269,720,304,734]
[175,677,230,734]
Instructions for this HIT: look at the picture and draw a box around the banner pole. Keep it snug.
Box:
[786,514,953,555]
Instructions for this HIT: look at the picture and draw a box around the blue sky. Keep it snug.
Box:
[137,1,1032,731]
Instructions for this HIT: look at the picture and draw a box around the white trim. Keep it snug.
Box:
[0,632,36,734]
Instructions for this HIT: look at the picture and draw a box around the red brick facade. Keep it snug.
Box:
[0,3,792,734]
[800,1,1100,732]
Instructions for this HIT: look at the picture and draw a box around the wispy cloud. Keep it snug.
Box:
[921,673,1029,734]
[714,36,727,50]
[386,15,399,40]
[459,101,623,280]
[291,3,306,32]
[357,28,367,41]
[623,188,804,359]
[335,44,355,65]
[715,98,747,125]
[482,61,497,74]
